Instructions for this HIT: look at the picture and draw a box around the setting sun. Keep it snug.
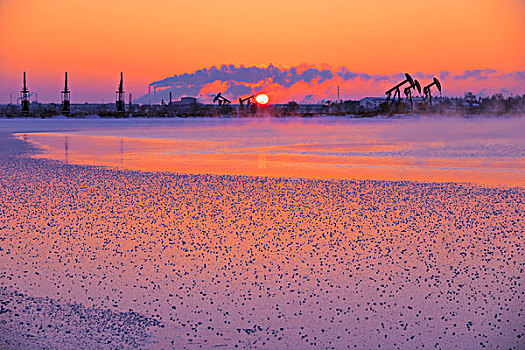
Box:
[255,94,269,105]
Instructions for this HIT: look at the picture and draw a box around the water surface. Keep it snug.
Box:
[15,116,525,186]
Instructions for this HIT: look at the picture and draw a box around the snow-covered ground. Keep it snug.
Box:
[0,118,523,349]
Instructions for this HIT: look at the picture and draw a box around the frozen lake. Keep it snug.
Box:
[8,116,525,187]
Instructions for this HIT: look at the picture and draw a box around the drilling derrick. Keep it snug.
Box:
[20,72,30,114]
[61,72,71,114]
[116,72,125,112]
[423,77,442,109]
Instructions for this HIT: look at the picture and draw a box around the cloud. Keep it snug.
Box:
[225,83,253,97]
[336,67,373,81]
[506,71,525,80]
[439,71,450,81]
[135,65,525,104]
[413,72,435,80]
[303,94,315,103]
[453,69,497,80]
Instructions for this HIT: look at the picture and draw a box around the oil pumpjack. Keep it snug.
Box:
[20,72,30,114]
[239,95,255,107]
[213,92,231,106]
[116,72,125,112]
[403,79,421,110]
[423,77,442,108]
[61,72,71,115]
[385,73,415,107]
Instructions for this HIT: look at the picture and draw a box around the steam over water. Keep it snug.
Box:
[15,116,525,187]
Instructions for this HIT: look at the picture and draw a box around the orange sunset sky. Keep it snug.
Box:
[1,0,524,103]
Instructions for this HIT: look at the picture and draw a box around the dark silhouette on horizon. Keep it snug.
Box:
[116,72,125,113]
[21,72,30,114]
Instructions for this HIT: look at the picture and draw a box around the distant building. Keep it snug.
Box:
[359,97,386,111]
[180,97,197,105]
[169,97,198,106]
[342,100,360,114]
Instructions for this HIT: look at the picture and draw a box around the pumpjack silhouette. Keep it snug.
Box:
[385,73,415,108]
[239,95,255,107]
[403,79,421,110]
[423,77,442,108]
[213,92,231,106]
